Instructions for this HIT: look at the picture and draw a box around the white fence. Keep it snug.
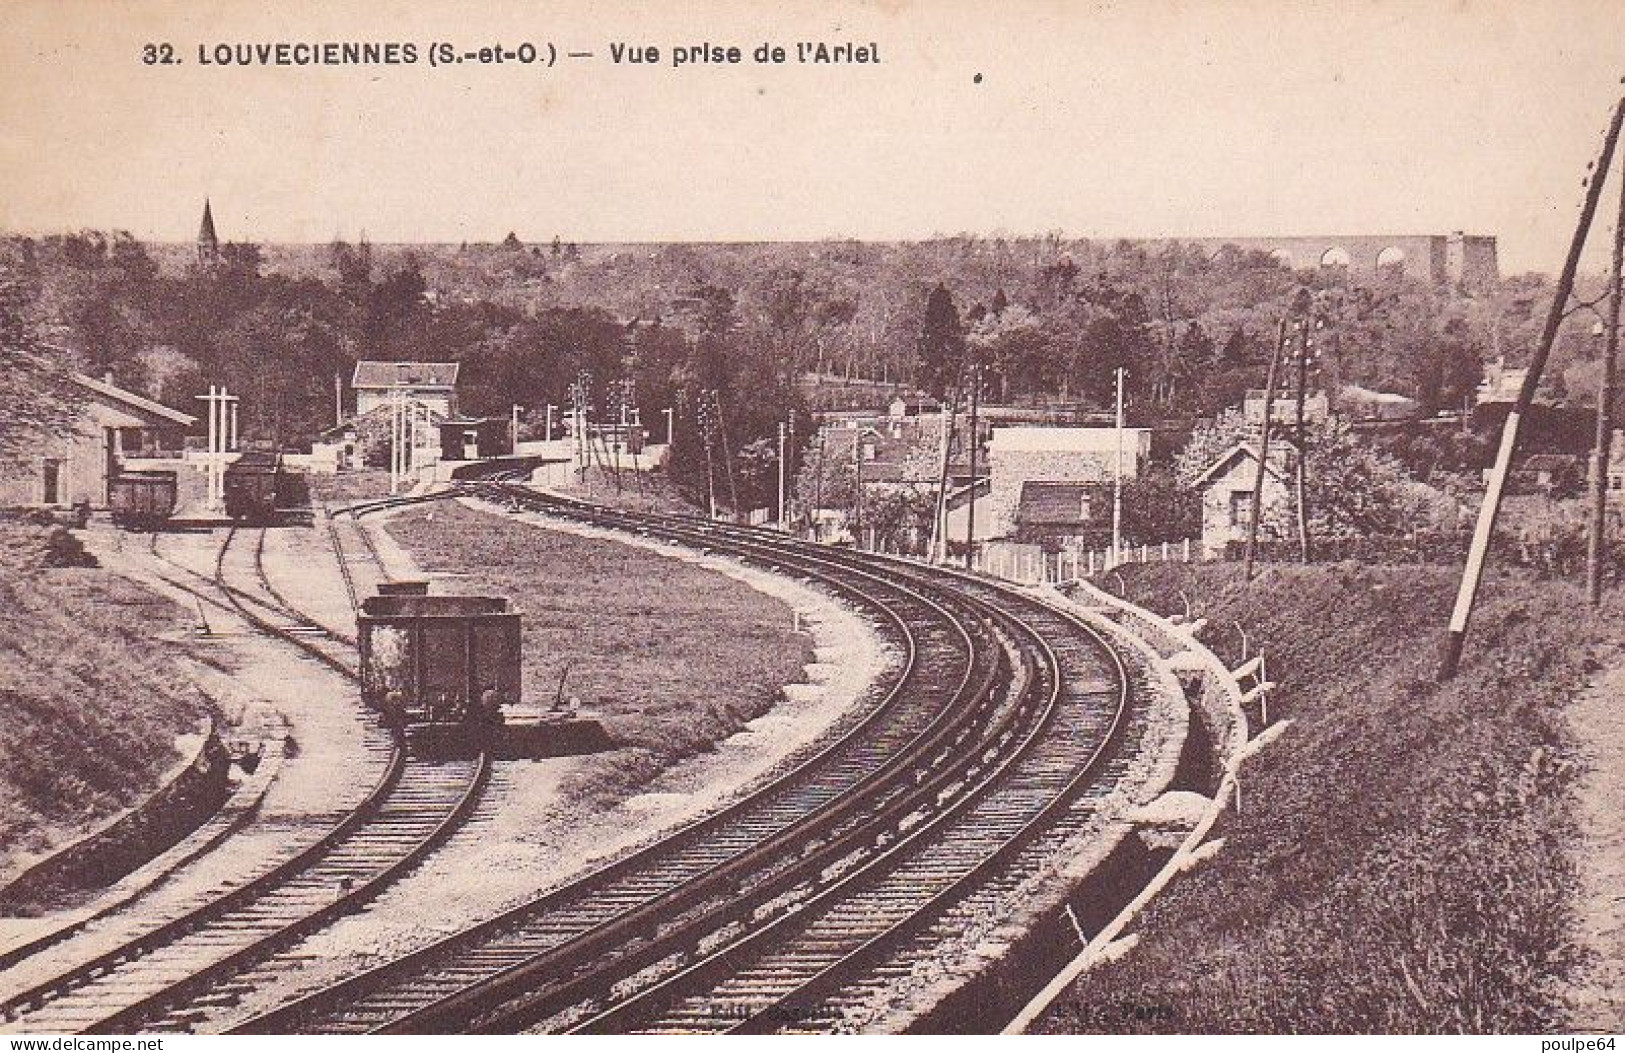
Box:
[972,538,1197,586]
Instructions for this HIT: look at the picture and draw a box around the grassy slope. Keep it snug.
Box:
[382,501,811,802]
[0,518,212,875]
[1038,562,1614,1034]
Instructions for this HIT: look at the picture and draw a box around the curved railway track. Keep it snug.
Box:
[0,513,491,1035]
[226,481,1149,1036]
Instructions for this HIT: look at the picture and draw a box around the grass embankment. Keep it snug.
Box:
[381,501,811,802]
[556,466,705,518]
[1038,562,1614,1034]
[0,514,213,879]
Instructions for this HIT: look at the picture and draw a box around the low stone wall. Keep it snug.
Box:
[1003,578,1263,1033]
[0,722,231,915]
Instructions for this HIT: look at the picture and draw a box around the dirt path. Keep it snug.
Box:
[1566,654,1625,1033]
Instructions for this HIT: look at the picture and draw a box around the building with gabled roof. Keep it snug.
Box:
[1193,442,1294,558]
[0,373,195,509]
[351,360,461,419]
[980,425,1151,541]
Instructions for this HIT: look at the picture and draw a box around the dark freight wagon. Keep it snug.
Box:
[357,590,522,725]
[223,451,282,522]
[108,470,178,528]
[437,418,513,462]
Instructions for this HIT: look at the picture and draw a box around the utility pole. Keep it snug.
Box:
[852,426,863,546]
[1243,314,1292,580]
[931,393,958,564]
[544,403,554,442]
[965,362,982,569]
[1111,367,1125,569]
[334,372,343,428]
[1588,159,1625,604]
[1294,313,1315,563]
[786,413,796,530]
[664,406,675,447]
[1445,91,1625,676]
[712,390,740,520]
[777,420,788,528]
[697,391,719,519]
[511,403,520,450]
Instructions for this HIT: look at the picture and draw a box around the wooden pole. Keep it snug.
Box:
[930,393,958,564]
[965,362,981,568]
[777,420,787,527]
[1444,92,1625,676]
[1243,316,1291,579]
[1588,152,1625,604]
[1294,316,1312,563]
[1112,366,1125,567]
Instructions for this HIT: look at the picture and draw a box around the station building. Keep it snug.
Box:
[352,360,461,419]
[0,373,196,509]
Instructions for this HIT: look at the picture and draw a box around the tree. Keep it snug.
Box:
[916,283,966,399]
[967,303,1046,401]
[1122,465,1200,544]
[0,270,82,463]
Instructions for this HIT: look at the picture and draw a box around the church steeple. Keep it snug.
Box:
[197,198,219,263]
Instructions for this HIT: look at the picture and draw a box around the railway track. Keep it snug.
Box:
[226,482,1146,1035]
[584,563,1148,1034]
[0,512,492,1035]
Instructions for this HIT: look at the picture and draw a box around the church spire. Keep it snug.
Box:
[197,198,219,263]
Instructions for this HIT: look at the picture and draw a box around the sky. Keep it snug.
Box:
[3,0,1624,273]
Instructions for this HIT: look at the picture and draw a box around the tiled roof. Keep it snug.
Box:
[1015,480,1108,527]
[72,373,196,426]
[352,360,461,389]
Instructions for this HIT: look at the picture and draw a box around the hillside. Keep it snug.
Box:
[1037,561,1615,1033]
[0,515,215,880]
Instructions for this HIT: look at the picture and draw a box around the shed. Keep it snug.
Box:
[1192,443,1294,559]
[1013,480,1111,545]
[0,373,195,509]
[438,417,513,461]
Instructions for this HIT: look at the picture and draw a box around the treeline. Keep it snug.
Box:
[1,229,1609,513]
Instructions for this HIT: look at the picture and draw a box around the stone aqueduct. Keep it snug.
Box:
[1147,232,1499,288]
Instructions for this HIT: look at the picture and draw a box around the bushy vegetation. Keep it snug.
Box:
[1037,562,1607,1033]
[381,501,811,802]
[0,514,213,876]
[8,229,1612,522]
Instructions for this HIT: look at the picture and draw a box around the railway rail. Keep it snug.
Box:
[0,509,491,1035]
[227,481,1148,1036]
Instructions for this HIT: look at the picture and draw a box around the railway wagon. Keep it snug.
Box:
[108,470,178,529]
[357,589,522,725]
[222,451,282,522]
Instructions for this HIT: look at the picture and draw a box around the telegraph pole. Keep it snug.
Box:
[777,420,788,527]
[965,362,982,569]
[1445,91,1625,675]
[1294,313,1315,563]
[931,393,957,564]
[1588,157,1625,605]
[1111,367,1125,568]
[1243,314,1292,580]
[852,426,863,546]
